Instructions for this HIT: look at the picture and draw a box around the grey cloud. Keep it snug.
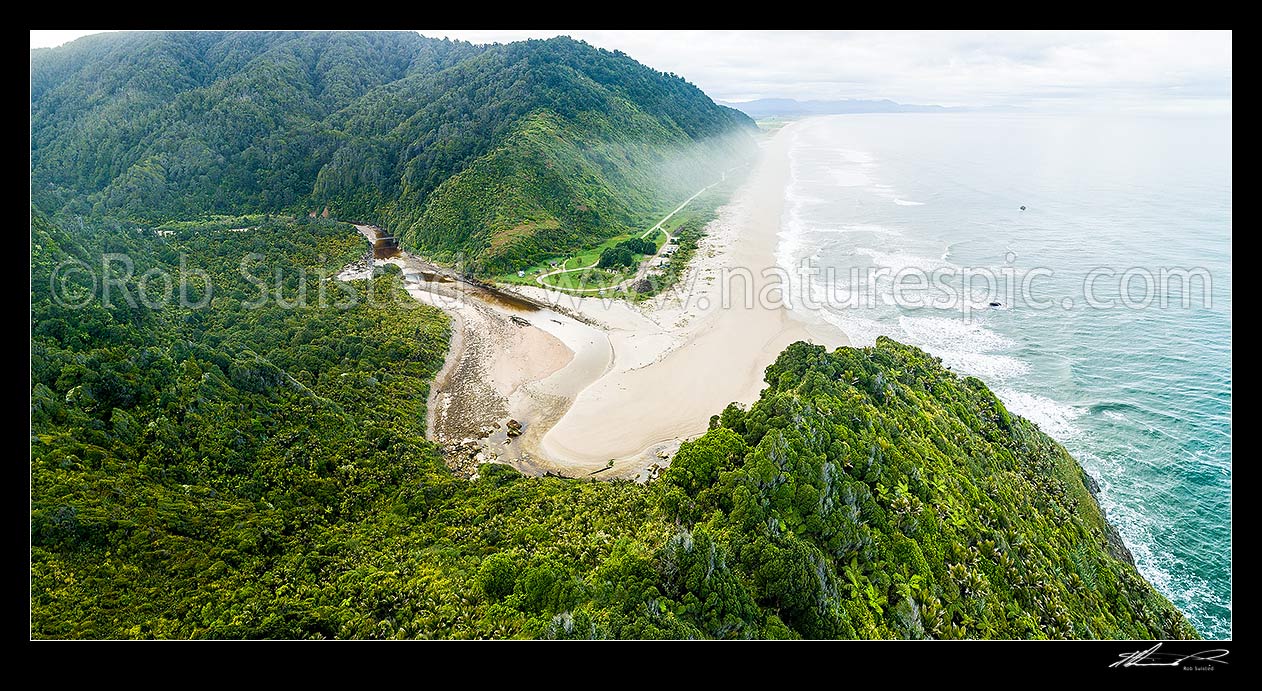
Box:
[420,30,1230,113]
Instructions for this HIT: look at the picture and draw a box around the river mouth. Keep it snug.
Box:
[471,287,539,312]
[401,267,540,312]
[415,270,453,283]
[372,239,400,258]
[406,268,451,282]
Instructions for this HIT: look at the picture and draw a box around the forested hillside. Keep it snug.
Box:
[30,32,1195,640]
[30,216,1195,639]
[31,32,756,273]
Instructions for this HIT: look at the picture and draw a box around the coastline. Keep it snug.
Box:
[353,122,849,480]
[517,122,849,476]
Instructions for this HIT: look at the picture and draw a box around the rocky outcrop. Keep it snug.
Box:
[1081,469,1137,567]
[443,437,508,479]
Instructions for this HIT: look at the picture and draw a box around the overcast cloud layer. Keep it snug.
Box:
[32,30,1232,113]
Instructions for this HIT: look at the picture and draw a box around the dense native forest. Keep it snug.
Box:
[31,32,1195,639]
[31,31,757,274]
[31,211,1195,638]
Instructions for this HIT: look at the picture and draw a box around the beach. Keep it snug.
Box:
[518,123,848,475]
[351,122,849,480]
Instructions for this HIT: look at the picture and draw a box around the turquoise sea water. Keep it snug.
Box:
[776,113,1232,638]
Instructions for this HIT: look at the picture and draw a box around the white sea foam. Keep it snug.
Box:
[893,316,1030,380]
[800,223,902,236]
[861,181,926,207]
[783,183,828,206]
[1075,449,1184,614]
[854,247,953,273]
[835,148,876,164]
[777,194,808,255]
[816,311,892,348]
[994,387,1085,439]
[897,315,1018,353]
[847,223,902,235]
[938,351,1032,380]
[776,227,803,276]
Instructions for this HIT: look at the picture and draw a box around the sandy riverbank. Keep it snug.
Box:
[349,229,587,477]
[400,267,595,476]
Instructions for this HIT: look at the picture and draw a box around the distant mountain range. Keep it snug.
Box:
[724,98,1021,119]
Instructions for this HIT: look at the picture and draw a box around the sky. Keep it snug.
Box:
[31,30,1232,113]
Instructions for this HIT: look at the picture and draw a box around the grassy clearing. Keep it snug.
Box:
[565,233,639,269]
[491,220,663,288]
[491,171,746,294]
[492,231,640,285]
[492,255,568,286]
[544,267,634,291]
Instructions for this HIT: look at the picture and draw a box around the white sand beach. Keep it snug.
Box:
[517,123,849,476]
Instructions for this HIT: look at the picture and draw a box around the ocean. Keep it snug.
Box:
[776,113,1232,638]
